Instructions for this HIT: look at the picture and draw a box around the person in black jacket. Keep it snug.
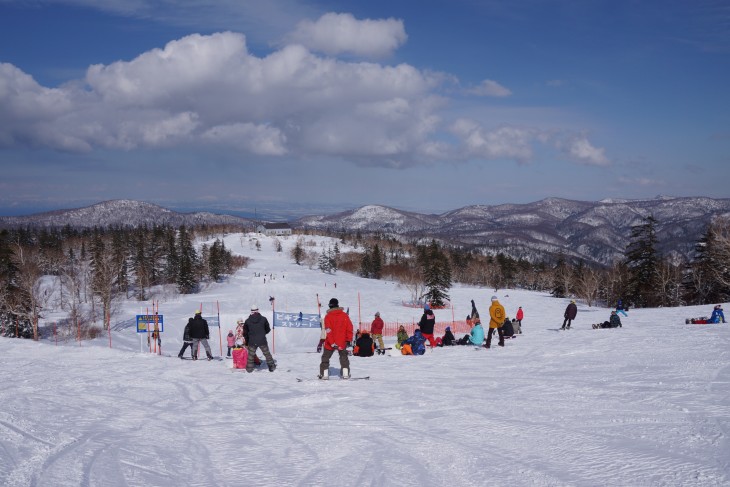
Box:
[177,319,193,359]
[188,310,213,360]
[442,326,456,346]
[418,303,436,348]
[243,305,276,372]
[562,300,577,330]
[354,331,375,357]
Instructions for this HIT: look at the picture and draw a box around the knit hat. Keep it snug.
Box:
[328,298,339,309]
[491,296,498,302]
[375,311,380,317]
[194,310,201,315]
[446,326,451,331]
[424,303,431,311]
[250,305,259,312]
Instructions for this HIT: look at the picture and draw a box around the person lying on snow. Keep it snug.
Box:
[353,331,375,357]
[401,329,427,355]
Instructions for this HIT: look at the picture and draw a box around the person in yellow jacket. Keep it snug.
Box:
[486,295,506,348]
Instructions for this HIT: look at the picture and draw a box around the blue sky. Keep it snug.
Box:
[0,0,728,217]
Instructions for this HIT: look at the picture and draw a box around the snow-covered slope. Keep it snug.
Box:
[1,232,728,486]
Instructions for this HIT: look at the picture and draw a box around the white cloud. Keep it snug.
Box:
[285,12,407,58]
[466,79,512,97]
[562,136,610,166]
[451,119,534,162]
[0,29,610,170]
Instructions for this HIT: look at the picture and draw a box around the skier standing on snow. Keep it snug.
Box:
[562,300,577,330]
[418,303,437,348]
[189,310,214,360]
[486,296,506,348]
[319,298,354,379]
[370,311,385,351]
[177,318,194,359]
[515,306,524,333]
[243,305,276,372]
[226,330,235,357]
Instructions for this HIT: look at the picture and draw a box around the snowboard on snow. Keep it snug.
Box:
[296,376,370,382]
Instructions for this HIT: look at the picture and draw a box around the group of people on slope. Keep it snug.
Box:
[179,307,277,373]
[390,296,524,352]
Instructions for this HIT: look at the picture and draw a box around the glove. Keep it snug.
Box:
[332,344,339,350]
[471,299,475,307]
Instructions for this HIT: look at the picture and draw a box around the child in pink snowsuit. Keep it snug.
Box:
[226,330,235,357]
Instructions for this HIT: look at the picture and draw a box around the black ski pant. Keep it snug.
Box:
[178,341,193,358]
[486,327,504,348]
[562,318,573,329]
[319,347,350,376]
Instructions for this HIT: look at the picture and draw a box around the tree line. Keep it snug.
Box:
[0,224,247,340]
[297,216,730,311]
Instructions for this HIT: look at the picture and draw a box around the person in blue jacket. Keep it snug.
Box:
[469,321,485,346]
[710,305,726,323]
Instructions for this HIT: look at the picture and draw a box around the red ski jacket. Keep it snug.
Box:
[516,308,524,321]
[371,316,384,335]
[324,308,354,351]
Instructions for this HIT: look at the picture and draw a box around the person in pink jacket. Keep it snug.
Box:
[226,329,235,357]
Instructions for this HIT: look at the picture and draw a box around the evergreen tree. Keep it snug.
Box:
[371,244,382,279]
[419,240,451,307]
[176,226,198,294]
[163,227,179,284]
[625,215,661,308]
[318,248,333,273]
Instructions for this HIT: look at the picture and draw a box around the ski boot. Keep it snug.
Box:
[341,367,350,379]
[318,370,329,380]
[268,363,276,372]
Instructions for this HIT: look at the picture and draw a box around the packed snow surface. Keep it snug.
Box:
[1,234,728,486]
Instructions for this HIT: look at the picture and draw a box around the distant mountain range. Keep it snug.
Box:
[295,196,730,265]
[0,200,254,229]
[2,196,729,266]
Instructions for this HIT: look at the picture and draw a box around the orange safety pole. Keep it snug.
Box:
[451,303,455,328]
[358,292,362,330]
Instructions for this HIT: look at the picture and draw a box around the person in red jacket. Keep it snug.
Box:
[515,306,524,334]
[370,311,385,351]
[319,298,354,380]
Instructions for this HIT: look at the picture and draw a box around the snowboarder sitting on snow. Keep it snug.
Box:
[441,326,456,346]
[501,318,515,339]
[353,331,375,357]
[395,325,409,350]
[710,305,726,323]
[401,329,427,355]
[469,320,485,346]
[593,311,622,329]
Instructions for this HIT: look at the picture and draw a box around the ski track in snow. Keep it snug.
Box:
[1,233,729,486]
